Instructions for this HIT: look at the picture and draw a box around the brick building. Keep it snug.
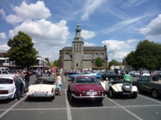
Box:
[59,24,108,70]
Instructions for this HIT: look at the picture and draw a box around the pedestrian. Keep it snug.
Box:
[24,68,31,90]
[48,68,51,76]
[54,72,62,96]
[14,72,25,100]
[124,71,132,84]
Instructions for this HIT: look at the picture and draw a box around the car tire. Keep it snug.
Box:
[131,93,137,99]
[71,94,76,102]
[97,99,103,103]
[122,82,132,92]
[109,88,115,98]
[151,89,159,98]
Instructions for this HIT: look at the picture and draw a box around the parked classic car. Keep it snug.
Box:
[0,74,26,100]
[101,72,123,80]
[63,71,78,76]
[133,76,161,98]
[26,77,56,99]
[68,76,106,102]
[69,71,102,79]
[100,79,138,98]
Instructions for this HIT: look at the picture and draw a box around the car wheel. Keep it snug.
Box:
[71,94,76,102]
[151,89,159,98]
[122,82,132,92]
[131,93,137,99]
[109,88,115,98]
[97,99,103,103]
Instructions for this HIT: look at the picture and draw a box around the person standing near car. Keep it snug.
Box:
[54,72,62,96]
[14,71,25,100]
[124,71,132,84]
[24,68,31,90]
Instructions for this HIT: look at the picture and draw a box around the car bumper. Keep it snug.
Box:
[27,93,55,98]
[0,93,14,100]
[114,91,138,95]
[72,94,105,99]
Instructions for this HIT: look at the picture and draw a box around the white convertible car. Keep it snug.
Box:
[100,79,138,98]
[0,74,26,100]
[26,77,57,99]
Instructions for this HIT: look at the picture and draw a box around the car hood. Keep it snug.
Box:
[75,84,104,91]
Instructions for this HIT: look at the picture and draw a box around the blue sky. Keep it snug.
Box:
[0,0,161,62]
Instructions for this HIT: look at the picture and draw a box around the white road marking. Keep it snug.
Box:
[0,96,26,119]
[106,98,143,120]
[138,94,161,104]
[65,89,72,120]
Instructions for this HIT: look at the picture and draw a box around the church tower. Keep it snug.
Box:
[72,24,84,69]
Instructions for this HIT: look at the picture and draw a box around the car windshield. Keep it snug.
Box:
[75,77,98,84]
[0,78,13,84]
[35,77,55,85]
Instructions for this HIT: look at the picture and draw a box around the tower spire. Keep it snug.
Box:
[74,24,82,41]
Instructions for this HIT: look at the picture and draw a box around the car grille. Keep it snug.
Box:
[0,90,8,94]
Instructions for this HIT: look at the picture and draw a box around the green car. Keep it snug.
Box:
[133,76,161,98]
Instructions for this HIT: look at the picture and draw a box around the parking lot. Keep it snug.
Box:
[0,74,161,120]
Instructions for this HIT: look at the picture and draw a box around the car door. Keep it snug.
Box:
[141,76,154,93]
[137,76,148,91]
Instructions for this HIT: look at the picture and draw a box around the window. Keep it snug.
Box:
[101,53,104,56]
[95,53,98,55]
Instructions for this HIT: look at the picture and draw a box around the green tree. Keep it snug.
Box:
[134,40,161,71]
[95,57,103,68]
[108,59,121,69]
[125,51,140,70]
[45,58,50,66]
[7,31,38,68]
[53,59,60,67]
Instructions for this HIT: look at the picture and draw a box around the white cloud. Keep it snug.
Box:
[81,30,96,39]
[5,1,51,24]
[0,44,10,52]
[0,9,5,18]
[140,14,161,36]
[122,0,148,7]
[0,32,7,39]
[81,0,106,20]
[102,39,137,62]
[9,19,69,46]
[84,42,96,46]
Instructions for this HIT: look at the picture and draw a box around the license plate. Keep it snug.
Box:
[86,91,97,96]
[123,93,130,95]
[35,92,44,95]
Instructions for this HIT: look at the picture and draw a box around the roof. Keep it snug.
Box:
[64,55,72,60]
[61,46,106,51]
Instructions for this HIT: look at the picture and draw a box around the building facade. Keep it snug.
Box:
[0,53,49,70]
[59,24,108,70]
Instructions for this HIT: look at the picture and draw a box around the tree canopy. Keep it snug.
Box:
[125,40,161,70]
[7,31,38,68]
[95,57,103,68]
[108,59,121,69]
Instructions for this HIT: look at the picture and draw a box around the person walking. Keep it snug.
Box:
[124,71,132,84]
[54,72,62,96]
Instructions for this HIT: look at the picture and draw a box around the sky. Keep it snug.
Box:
[0,0,161,62]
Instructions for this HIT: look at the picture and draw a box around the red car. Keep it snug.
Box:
[68,76,106,103]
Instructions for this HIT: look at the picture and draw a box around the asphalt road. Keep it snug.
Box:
[0,74,161,120]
